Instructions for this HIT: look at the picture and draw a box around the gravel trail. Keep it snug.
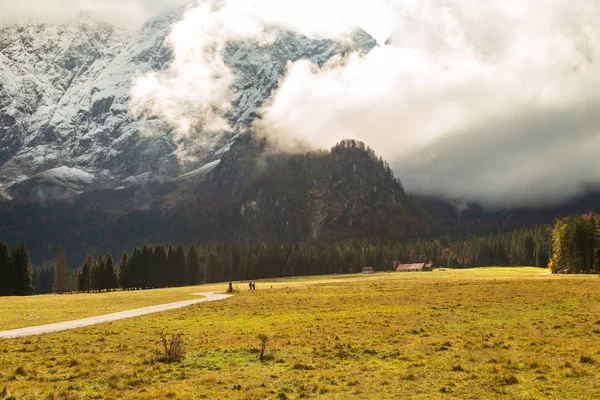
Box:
[0,292,232,339]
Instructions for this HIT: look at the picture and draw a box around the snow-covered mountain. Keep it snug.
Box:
[0,12,375,201]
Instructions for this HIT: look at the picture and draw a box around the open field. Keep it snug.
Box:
[0,288,203,330]
[3,267,600,399]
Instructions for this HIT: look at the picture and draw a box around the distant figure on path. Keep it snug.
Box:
[249,282,253,290]
[252,282,256,290]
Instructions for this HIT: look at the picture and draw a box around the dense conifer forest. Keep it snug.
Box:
[0,241,34,296]
[12,213,600,295]
[548,214,600,274]
[8,226,551,295]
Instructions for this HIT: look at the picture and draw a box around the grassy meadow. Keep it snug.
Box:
[2,267,600,399]
[0,288,202,331]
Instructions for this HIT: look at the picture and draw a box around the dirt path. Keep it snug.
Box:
[0,292,232,339]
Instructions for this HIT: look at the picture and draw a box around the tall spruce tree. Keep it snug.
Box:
[95,253,106,292]
[33,262,55,294]
[186,246,200,285]
[77,254,94,293]
[167,245,178,287]
[0,241,10,296]
[11,243,34,296]
[53,246,70,294]
[119,252,130,290]
[176,244,187,286]
[105,254,118,291]
[153,245,168,288]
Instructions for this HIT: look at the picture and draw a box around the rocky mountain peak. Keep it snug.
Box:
[0,13,375,202]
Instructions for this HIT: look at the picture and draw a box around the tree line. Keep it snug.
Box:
[0,240,34,296]
[548,213,600,274]
[0,223,555,296]
[78,225,552,292]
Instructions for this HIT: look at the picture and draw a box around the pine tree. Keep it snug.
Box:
[167,245,178,287]
[140,245,152,289]
[10,243,34,296]
[186,246,200,285]
[32,262,55,294]
[53,246,70,294]
[176,244,187,286]
[130,247,142,290]
[119,252,130,290]
[96,253,106,292]
[153,245,169,288]
[105,254,118,291]
[77,254,94,293]
[0,241,10,296]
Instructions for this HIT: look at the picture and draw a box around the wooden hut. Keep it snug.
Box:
[396,263,433,272]
[362,266,375,274]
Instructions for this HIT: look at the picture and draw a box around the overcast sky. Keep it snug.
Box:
[253,0,600,208]
[0,0,190,28]
[3,0,599,208]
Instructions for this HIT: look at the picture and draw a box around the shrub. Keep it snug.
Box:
[258,333,269,361]
[497,374,519,386]
[451,364,465,372]
[334,342,347,359]
[580,355,595,364]
[156,331,185,362]
[293,363,315,371]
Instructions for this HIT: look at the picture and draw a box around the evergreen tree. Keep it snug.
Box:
[32,262,54,294]
[153,245,169,288]
[130,247,142,289]
[96,253,107,292]
[186,246,201,285]
[176,244,187,286]
[77,254,94,293]
[119,252,130,290]
[140,245,152,289]
[0,241,10,296]
[105,254,118,291]
[10,243,34,296]
[167,245,178,287]
[53,246,70,294]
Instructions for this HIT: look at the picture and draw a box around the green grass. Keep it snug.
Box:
[2,267,600,399]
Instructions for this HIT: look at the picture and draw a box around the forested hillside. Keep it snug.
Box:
[0,139,428,265]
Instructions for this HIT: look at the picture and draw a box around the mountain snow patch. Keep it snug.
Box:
[40,166,95,187]
[179,160,221,179]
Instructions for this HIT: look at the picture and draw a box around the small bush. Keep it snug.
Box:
[156,331,185,363]
[258,333,269,361]
[334,342,348,359]
[293,363,315,371]
[451,364,465,372]
[580,355,595,364]
[497,374,519,386]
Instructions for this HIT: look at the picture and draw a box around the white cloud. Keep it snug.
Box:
[255,0,600,207]
[0,0,191,28]
[129,0,393,157]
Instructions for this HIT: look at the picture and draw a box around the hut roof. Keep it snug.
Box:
[396,263,426,272]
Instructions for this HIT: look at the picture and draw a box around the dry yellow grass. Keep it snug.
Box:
[2,267,600,399]
[0,287,202,330]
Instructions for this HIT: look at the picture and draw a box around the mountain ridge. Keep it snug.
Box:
[0,13,376,202]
